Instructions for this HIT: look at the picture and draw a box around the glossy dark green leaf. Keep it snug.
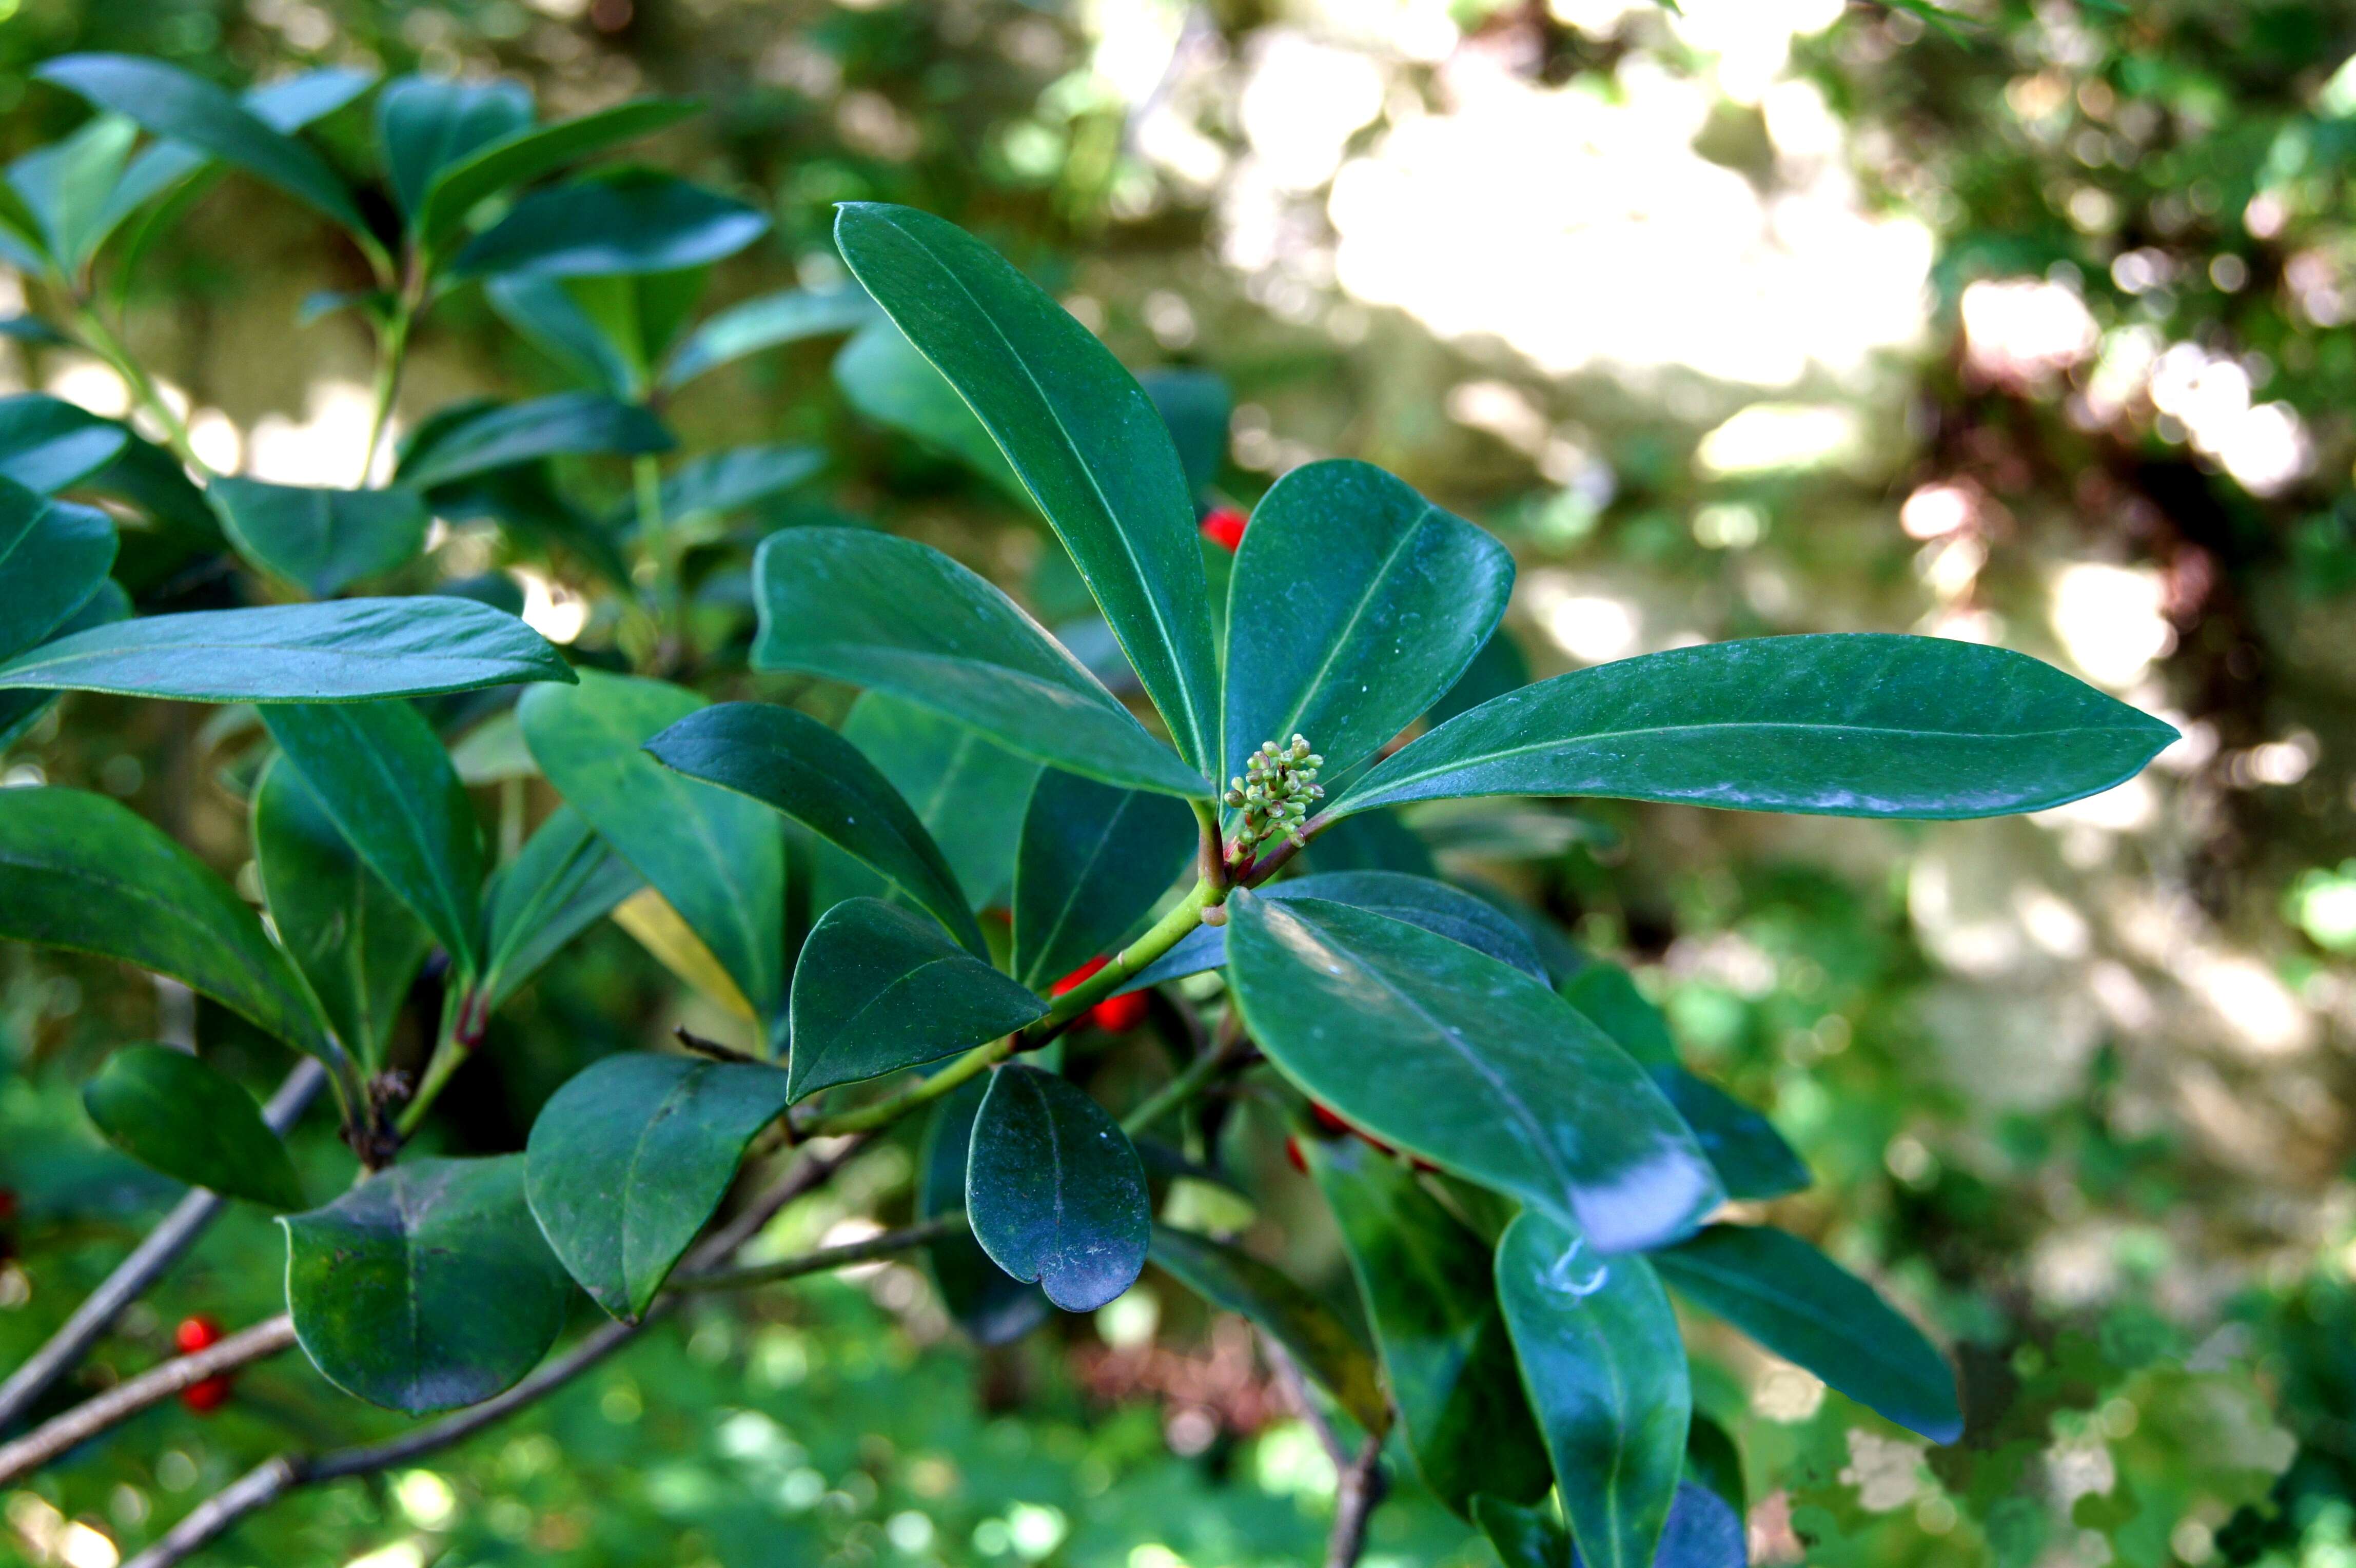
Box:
[480,805,641,1008]
[1684,1412,1745,1519]
[1149,1223,1389,1434]
[524,1051,793,1320]
[918,1076,1051,1344]
[786,898,1044,1101]
[1475,1495,1572,1568]
[663,283,876,389]
[658,444,824,521]
[37,54,369,238]
[1651,1068,1809,1201]
[752,527,1208,798]
[6,114,139,270]
[1123,869,1544,994]
[1476,1485,1744,1568]
[1555,955,1809,1199]
[1652,1224,1961,1444]
[1428,624,1531,729]
[0,597,575,702]
[1226,894,1720,1253]
[1301,806,1439,877]
[453,171,769,279]
[0,394,131,493]
[832,318,1028,503]
[646,701,983,956]
[284,1154,570,1412]
[0,483,115,661]
[261,701,485,976]
[1222,460,1511,786]
[82,1044,306,1210]
[967,1064,1150,1312]
[398,391,673,490]
[0,788,330,1059]
[1337,635,2180,822]
[1307,1138,1547,1511]
[377,75,534,218]
[0,579,126,751]
[1139,369,1228,498]
[484,274,638,396]
[520,670,786,1020]
[839,693,1040,912]
[208,477,429,598]
[1011,770,1196,991]
[252,757,432,1067]
[414,98,698,250]
[1498,1210,1688,1568]
[835,204,1221,778]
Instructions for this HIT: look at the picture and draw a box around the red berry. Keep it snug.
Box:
[1199,507,1248,552]
[1051,957,1111,996]
[0,1188,16,1222]
[181,1376,231,1415]
[1308,1103,1352,1137]
[174,1315,223,1355]
[1285,1136,1307,1175]
[1088,990,1150,1033]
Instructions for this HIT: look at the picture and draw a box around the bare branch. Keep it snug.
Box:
[0,1058,326,1428]
[117,1135,874,1567]
[0,1317,297,1486]
[667,1215,963,1292]
[1324,1434,1388,1568]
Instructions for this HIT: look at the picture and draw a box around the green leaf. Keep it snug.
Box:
[834,204,1221,778]
[1474,1495,1573,1568]
[283,1154,571,1413]
[451,171,768,279]
[918,1076,1051,1344]
[252,757,433,1067]
[1225,894,1721,1252]
[0,315,70,346]
[480,805,641,1008]
[520,670,786,1021]
[208,477,430,598]
[1335,635,2180,822]
[1651,1067,1809,1201]
[840,692,1039,912]
[1148,1223,1390,1434]
[1558,962,1676,1068]
[785,898,1044,1102]
[1138,368,1228,498]
[484,274,639,397]
[645,701,984,956]
[414,98,699,252]
[658,444,824,522]
[1222,460,1511,786]
[260,701,485,978]
[397,391,673,490]
[559,270,712,388]
[524,1051,793,1320]
[1307,1138,1548,1515]
[832,318,1028,504]
[0,483,115,661]
[6,113,140,270]
[0,597,576,702]
[82,1044,306,1211]
[1652,1224,1961,1444]
[377,75,534,218]
[1010,770,1196,991]
[967,1064,1149,1311]
[0,787,331,1059]
[1123,869,1545,994]
[752,527,1209,798]
[0,393,131,493]
[663,283,876,389]
[37,54,370,239]
[1302,807,1437,877]
[1428,624,1530,729]
[1684,1411,1745,1518]
[1498,1210,1688,1568]
[0,579,126,751]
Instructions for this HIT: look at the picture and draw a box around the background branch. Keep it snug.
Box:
[0,1058,326,1429]
[0,1316,297,1485]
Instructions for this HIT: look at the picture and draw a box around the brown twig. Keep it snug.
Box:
[672,1026,765,1066]
[1325,1434,1389,1568]
[0,1317,298,1485]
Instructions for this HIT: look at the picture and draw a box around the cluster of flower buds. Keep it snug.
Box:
[1225,734,1324,851]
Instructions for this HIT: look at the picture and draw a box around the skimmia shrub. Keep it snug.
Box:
[0,53,2177,1568]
